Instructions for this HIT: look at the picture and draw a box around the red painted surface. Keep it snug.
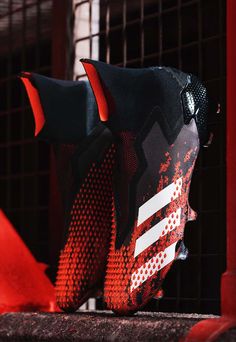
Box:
[182,0,236,340]
[0,210,58,313]
[221,0,236,318]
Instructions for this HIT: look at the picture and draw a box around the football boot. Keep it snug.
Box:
[20,73,115,312]
[82,59,212,314]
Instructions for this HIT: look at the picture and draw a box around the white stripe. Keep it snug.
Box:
[134,208,181,258]
[130,241,178,292]
[137,177,182,226]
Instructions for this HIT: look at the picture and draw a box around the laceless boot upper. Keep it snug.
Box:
[21,72,99,142]
[82,59,210,314]
[20,73,116,312]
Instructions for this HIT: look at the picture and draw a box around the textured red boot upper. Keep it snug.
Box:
[82,59,210,314]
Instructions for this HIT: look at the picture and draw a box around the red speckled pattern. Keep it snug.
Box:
[55,144,115,312]
[104,122,199,314]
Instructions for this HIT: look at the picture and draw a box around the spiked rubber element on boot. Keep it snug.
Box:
[20,73,115,312]
[82,59,213,314]
[176,240,189,261]
[153,289,164,300]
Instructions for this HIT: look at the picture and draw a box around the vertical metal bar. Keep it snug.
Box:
[105,0,110,63]
[158,0,163,65]
[89,0,92,58]
[122,0,127,67]
[52,0,70,79]
[140,0,144,67]
[177,0,182,69]
[21,0,26,71]
[36,0,41,70]
[221,0,236,317]
[6,0,13,212]
[198,0,203,79]
[219,0,224,102]
[66,0,75,80]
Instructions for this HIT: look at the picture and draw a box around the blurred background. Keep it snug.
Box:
[0,0,226,315]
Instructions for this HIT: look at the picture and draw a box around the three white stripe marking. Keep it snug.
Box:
[137,177,182,226]
[134,207,181,258]
[131,177,183,292]
[131,241,178,292]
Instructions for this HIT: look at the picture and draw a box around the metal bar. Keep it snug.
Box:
[177,0,182,69]
[140,0,144,66]
[6,0,13,212]
[158,0,163,65]
[105,0,110,63]
[122,0,127,66]
[36,0,41,70]
[51,0,69,79]
[89,0,92,58]
[221,0,236,317]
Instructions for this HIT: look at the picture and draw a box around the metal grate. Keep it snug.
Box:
[0,0,53,267]
[74,0,226,314]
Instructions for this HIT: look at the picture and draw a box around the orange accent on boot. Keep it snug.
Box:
[81,61,109,121]
[20,74,45,136]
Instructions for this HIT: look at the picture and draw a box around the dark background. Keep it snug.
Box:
[0,0,226,315]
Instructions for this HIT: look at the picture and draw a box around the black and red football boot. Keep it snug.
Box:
[82,59,213,314]
[20,73,115,312]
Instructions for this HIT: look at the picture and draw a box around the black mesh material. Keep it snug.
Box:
[182,75,209,145]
